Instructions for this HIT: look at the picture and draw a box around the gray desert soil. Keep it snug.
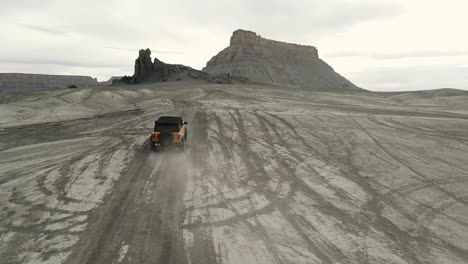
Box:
[0,84,467,264]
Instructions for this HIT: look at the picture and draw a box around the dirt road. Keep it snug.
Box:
[1,84,467,263]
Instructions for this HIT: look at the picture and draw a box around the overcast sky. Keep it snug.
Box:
[1,0,467,91]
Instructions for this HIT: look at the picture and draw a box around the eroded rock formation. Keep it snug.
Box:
[204,29,360,90]
[113,48,249,85]
[134,48,154,82]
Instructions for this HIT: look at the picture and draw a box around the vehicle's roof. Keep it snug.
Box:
[156,116,182,124]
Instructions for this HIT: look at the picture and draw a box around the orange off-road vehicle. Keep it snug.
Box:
[150,116,188,151]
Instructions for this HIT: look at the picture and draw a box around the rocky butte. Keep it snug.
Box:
[204,29,360,90]
[114,48,249,85]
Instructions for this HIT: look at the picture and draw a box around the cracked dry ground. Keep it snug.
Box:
[0,85,467,264]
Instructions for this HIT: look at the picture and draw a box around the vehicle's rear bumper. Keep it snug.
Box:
[151,141,184,146]
[151,141,181,146]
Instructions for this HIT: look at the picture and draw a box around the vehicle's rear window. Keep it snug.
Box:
[155,123,179,132]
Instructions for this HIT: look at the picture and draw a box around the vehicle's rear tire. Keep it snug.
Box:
[150,143,157,152]
[149,136,156,151]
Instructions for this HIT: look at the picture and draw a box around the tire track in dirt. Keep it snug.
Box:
[2,85,468,264]
[353,119,468,208]
[65,149,189,264]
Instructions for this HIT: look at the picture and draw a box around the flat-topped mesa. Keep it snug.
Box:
[204,29,360,90]
[230,29,318,58]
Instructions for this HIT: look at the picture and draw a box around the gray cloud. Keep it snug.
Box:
[0,0,54,15]
[13,23,66,35]
[0,57,128,69]
[172,0,401,42]
[0,0,401,43]
[327,50,468,60]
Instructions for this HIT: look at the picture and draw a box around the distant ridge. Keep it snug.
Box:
[0,73,99,91]
[204,29,361,90]
[385,88,468,97]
